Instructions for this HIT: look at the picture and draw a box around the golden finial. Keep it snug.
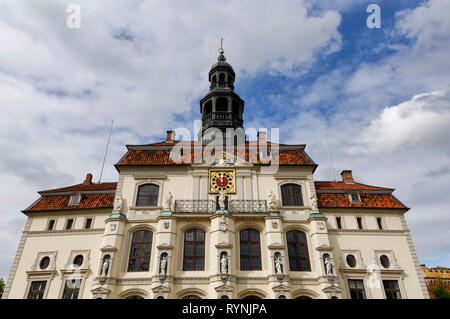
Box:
[219,37,224,55]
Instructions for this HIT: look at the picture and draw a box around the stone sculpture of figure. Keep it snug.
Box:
[220,254,228,274]
[113,194,122,211]
[101,257,110,276]
[164,191,173,211]
[218,191,226,211]
[275,256,283,274]
[325,256,333,275]
[310,194,318,211]
[160,256,167,275]
[268,191,276,210]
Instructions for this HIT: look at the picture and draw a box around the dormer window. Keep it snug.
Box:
[68,194,81,205]
[349,192,361,203]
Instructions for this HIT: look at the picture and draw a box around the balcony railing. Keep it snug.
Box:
[229,200,267,214]
[174,200,216,214]
[174,200,267,214]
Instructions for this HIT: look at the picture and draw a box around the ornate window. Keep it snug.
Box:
[136,184,159,207]
[39,257,50,270]
[383,280,401,299]
[380,255,390,268]
[346,254,357,268]
[73,255,84,267]
[128,230,153,272]
[183,229,205,271]
[286,230,311,271]
[240,228,262,271]
[27,281,47,299]
[348,279,366,299]
[281,184,303,206]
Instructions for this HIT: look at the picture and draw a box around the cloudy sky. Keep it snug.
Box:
[0,0,449,280]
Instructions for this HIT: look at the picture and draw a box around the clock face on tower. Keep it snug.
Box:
[209,170,235,193]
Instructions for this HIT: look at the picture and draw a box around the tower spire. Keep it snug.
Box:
[218,37,226,61]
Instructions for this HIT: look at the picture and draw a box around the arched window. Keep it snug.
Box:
[183,229,205,271]
[128,230,153,272]
[240,229,262,271]
[242,295,262,299]
[286,230,311,271]
[281,184,303,206]
[125,295,144,299]
[136,184,159,207]
[216,97,228,112]
[204,100,212,116]
[219,73,225,82]
[295,296,313,299]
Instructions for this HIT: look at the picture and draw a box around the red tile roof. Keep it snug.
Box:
[314,181,392,191]
[39,182,117,195]
[26,193,115,212]
[317,193,406,209]
[116,147,315,166]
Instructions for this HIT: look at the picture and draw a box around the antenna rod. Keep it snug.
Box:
[321,120,336,182]
[98,120,114,183]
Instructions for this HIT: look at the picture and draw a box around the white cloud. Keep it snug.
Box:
[0,0,343,279]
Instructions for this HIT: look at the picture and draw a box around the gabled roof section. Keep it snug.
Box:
[24,173,117,213]
[115,141,317,168]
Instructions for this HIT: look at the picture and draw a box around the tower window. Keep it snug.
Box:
[232,100,240,115]
[219,73,225,82]
[216,97,228,112]
[204,100,212,116]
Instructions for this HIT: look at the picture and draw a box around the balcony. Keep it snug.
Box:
[174,200,267,214]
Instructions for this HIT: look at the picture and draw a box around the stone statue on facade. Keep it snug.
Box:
[164,191,173,211]
[160,256,167,275]
[324,256,333,275]
[275,256,283,274]
[268,191,277,210]
[218,191,226,211]
[220,254,228,274]
[113,194,122,211]
[101,257,110,276]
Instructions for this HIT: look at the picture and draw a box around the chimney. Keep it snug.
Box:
[166,130,175,143]
[83,173,93,185]
[257,131,267,144]
[340,170,355,184]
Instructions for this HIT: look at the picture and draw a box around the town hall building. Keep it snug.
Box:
[2,47,429,299]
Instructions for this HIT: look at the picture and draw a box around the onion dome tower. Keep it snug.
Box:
[198,39,245,144]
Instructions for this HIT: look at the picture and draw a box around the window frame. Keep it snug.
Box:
[27,280,48,299]
[65,218,74,230]
[280,183,304,207]
[239,228,262,271]
[286,230,311,271]
[47,219,56,231]
[135,183,160,207]
[127,229,153,272]
[336,216,342,229]
[182,229,205,271]
[84,218,93,229]
[383,280,402,299]
[61,279,82,299]
[347,279,366,299]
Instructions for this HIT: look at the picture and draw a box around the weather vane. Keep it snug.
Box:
[219,37,224,55]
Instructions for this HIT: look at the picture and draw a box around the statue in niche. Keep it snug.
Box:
[218,191,226,211]
[268,191,277,210]
[324,255,334,275]
[275,256,283,274]
[220,254,228,274]
[113,194,122,211]
[101,256,110,276]
[310,194,318,211]
[164,191,173,211]
[160,256,167,275]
